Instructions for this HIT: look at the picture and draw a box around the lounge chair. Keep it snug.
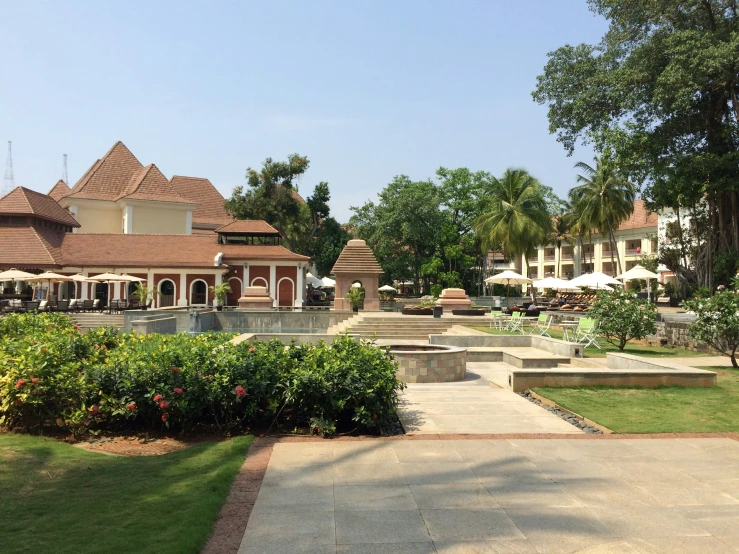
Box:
[92,299,102,312]
[23,301,40,312]
[81,300,94,312]
[54,300,69,313]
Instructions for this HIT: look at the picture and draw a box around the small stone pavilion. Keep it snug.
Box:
[331,239,383,311]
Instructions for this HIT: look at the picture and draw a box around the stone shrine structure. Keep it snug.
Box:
[436,288,472,311]
[331,239,383,311]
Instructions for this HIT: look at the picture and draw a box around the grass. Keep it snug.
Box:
[0,434,253,554]
[533,366,738,433]
[468,325,713,359]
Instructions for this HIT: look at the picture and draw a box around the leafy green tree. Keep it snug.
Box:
[310,217,352,277]
[570,156,636,275]
[589,289,657,350]
[683,278,739,367]
[473,168,552,276]
[533,1,739,289]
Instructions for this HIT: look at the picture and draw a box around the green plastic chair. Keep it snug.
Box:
[576,317,601,349]
[530,313,553,338]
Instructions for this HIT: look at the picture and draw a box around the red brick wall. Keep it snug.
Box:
[248,266,270,288]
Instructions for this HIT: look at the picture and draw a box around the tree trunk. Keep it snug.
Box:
[619,337,627,350]
[606,219,621,275]
[731,348,738,369]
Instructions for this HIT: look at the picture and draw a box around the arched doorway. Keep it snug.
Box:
[277,277,294,307]
[158,279,175,307]
[190,279,208,306]
[227,277,242,306]
[251,277,268,288]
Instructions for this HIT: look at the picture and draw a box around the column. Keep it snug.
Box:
[537,248,543,279]
[81,272,88,300]
[243,264,249,291]
[147,271,154,306]
[269,265,277,307]
[124,206,133,234]
[178,273,187,306]
[594,238,601,273]
[554,247,561,278]
[295,264,304,308]
[185,211,192,235]
[574,243,581,277]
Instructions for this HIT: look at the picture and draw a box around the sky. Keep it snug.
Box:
[0,0,608,222]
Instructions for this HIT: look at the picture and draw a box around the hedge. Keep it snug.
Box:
[0,313,404,437]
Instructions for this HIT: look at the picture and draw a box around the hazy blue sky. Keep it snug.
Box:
[1,1,607,221]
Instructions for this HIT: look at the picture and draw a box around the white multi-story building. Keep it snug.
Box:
[519,200,659,281]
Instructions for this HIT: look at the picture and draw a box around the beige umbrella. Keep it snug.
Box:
[484,270,532,308]
[616,264,660,301]
[0,268,36,296]
[532,277,581,292]
[569,272,623,290]
[89,273,131,303]
[21,271,74,300]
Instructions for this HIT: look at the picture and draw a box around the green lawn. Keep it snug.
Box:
[0,434,253,554]
[468,325,712,359]
[533,366,737,433]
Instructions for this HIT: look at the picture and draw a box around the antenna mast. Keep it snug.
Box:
[2,141,14,196]
[61,153,68,184]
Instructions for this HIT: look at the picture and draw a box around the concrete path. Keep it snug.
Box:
[670,356,732,367]
[239,438,739,553]
[397,362,582,435]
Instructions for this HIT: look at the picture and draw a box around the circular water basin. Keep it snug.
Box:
[383,344,467,383]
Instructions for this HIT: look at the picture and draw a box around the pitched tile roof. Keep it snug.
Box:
[170,176,233,225]
[331,239,383,274]
[66,141,144,201]
[0,187,80,227]
[117,165,194,204]
[618,200,658,231]
[0,226,65,268]
[57,234,309,268]
[48,180,71,201]
[216,220,280,234]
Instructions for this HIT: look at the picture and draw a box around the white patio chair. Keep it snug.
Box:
[575,317,601,349]
[530,313,553,338]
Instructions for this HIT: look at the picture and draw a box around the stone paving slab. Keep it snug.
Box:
[239,438,739,553]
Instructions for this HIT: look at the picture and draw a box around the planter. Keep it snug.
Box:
[432,306,443,318]
[451,309,486,316]
[402,307,433,316]
[216,305,223,312]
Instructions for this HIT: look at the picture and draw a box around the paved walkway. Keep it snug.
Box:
[238,438,739,553]
[671,356,732,367]
[397,362,582,435]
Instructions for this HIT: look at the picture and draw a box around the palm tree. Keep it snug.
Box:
[474,168,552,278]
[550,211,574,278]
[570,157,636,275]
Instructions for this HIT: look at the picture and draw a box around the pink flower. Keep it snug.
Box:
[161,413,168,422]
[15,379,25,389]
[126,403,137,411]
[235,385,247,398]
[248,347,255,354]
[171,366,181,373]
[153,394,163,402]
[159,400,168,409]
[90,405,100,415]
[31,377,39,384]
[173,387,183,395]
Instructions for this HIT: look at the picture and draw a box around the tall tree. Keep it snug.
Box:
[570,156,636,275]
[473,169,552,276]
[550,211,574,278]
[533,0,739,289]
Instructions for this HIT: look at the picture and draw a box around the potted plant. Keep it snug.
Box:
[209,282,231,311]
[346,286,364,313]
[132,282,159,310]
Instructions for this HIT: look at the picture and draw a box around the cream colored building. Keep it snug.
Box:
[51,141,232,236]
[521,200,659,281]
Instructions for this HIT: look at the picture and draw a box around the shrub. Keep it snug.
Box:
[588,289,657,350]
[683,278,739,367]
[0,314,404,437]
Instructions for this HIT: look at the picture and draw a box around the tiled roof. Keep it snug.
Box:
[66,141,144,201]
[618,200,658,231]
[331,239,383,274]
[0,187,80,227]
[216,220,280,234]
[117,165,194,204]
[48,180,71,201]
[171,176,233,225]
[58,234,309,268]
[0,226,65,268]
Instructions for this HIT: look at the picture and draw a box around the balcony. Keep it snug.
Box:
[543,255,555,262]
[625,248,643,257]
[560,252,574,261]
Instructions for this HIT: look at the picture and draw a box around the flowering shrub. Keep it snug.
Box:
[0,313,404,437]
[588,289,657,350]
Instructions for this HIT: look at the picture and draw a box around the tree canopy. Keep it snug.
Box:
[533,0,739,290]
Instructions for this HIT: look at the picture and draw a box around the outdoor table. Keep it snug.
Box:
[561,321,579,342]
[521,316,539,333]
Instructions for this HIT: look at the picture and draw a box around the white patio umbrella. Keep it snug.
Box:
[89,273,133,303]
[21,271,74,300]
[532,277,580,291]
[320,276,336,287]
[306,272,323,288]
[484,270,532,309]
[69,274,101,283]
[616,264,660,301]
[569,272,623,291]
[378,284,397,292]
[0,268,36,296]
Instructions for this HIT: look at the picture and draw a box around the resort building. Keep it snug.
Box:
[520,200,659,281]
[0,142,310,308]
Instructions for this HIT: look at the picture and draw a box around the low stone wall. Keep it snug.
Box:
[129,314,177,335]
[653,320,710,351]
[429,334,582,358]
[231,333,359,346]
[387,345,467,383]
